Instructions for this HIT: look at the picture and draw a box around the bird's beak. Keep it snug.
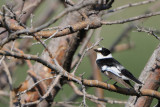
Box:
[94,49,98,52]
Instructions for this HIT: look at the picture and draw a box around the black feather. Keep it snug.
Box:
[124,80,133,88]
[96,58,142,84]
[96,58,123,68]
[121,69,142,84]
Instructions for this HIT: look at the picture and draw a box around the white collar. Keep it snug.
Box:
[96,53,112,60]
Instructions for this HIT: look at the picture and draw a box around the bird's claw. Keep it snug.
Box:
[105,78,112,83]
[113,82,117,86]
[137,85,142,95]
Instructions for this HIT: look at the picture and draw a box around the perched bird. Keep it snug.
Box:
[94,47,142,88]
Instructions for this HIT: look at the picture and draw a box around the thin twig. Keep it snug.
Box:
[30,14,34,28]
[105,0,157,14]
[69,82,127,105]
[0,29,7,35]
[34,36,55,60]
[11,41,15,52]
[71,38,103,75]
[1,48,160,100]
[136,26,160,41]
[71,29,94,69]
[67,75,93,102]
[22,74,62,106]
[53,59,88,107]
[101,11,160,25]
[20,0,26,14]
[2,5,11,33]
[0,50,58,72]
[2,61,13,107]
[0,56,5,65]
[0,90,9,96]
[53,101,81,105]
[4,5,27,28]
[1,11,160,49]
[94,27,102,42]
[80,74,87,107]
[10,0,98,36]
[33,26,71,45]
[17,76,56,96]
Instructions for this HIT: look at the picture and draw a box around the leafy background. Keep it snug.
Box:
[0,0,160,106]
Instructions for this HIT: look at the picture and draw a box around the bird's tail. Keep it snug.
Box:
[131,76,142,84]
[121,69,143,84]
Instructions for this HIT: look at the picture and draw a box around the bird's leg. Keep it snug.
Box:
[105,78,112,83]
[133,85,143,105]
[137,85,142,95]
[113,82,117,86]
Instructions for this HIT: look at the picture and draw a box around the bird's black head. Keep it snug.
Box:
[94,47,111,56]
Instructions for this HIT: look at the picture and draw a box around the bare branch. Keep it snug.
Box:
[17,76,56,96]
[71,29,94,69]
[101,11,160,25]
[69,82,105,106]
[2,61,13,107]
[136,26,160,41]
[22,74,62,106]
[126,43,160,106]
[1,48,160,101]
[71,38,103,75]
[0,90,9,96]
[0,50,58,72]
[105,0,158,14]
[69,81,127,105]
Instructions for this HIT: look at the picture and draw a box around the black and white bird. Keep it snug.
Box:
[94,47,142,88]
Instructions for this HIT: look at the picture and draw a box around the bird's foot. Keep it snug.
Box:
[137,85,142,95]
[113,82,117,86]
[132,85,143,105]
[105,78,112,83]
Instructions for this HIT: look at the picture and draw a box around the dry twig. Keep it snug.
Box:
[72,38,103,75]
[105,0,158,14]
[136,26,160,41]
[2,61,13,107]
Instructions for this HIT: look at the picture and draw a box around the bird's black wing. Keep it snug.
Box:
[96,58,142,85]
[121,69,142,84]
[96,58,123,68]
[103,58,142,84]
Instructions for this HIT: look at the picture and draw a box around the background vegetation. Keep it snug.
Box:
[0,0,160,107]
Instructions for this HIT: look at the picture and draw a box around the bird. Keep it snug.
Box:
[94,47,142,88]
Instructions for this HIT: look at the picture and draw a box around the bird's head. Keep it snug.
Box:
[94,47,112,59]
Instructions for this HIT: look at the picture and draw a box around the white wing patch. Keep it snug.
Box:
[106,67,121,77]
[102,65,107,71]
[121,75,129,80]
[101,66,129,80]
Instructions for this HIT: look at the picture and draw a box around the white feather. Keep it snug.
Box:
[102,65,107,71]
[102,66,129,80]
[97,48,102,51]
[96,53,112,60]
[121,75,129,80]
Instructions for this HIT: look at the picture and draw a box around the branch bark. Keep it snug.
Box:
[126,44,160,107]
[12,2,89,106]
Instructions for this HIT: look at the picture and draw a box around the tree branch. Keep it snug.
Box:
[1,50,160,101]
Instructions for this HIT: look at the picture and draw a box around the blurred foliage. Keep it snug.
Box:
[0,0,160,107]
